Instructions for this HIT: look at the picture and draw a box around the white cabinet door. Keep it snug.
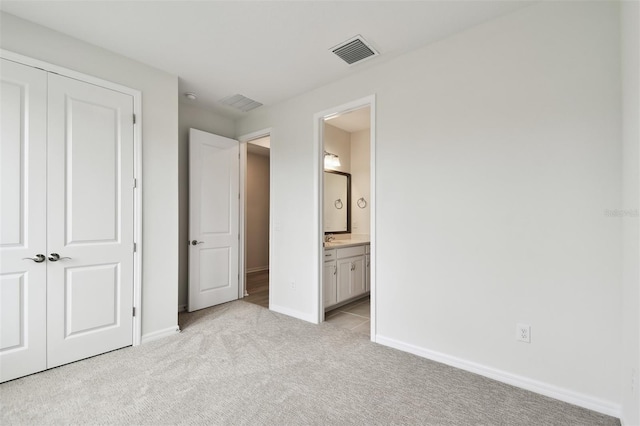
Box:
[323,260,337,307]
[0,59,48,382]
[337,258,351,303]
[352,256,366,296]
[337,255,366,303]
[188,129,239,311]
[46,73,135,368]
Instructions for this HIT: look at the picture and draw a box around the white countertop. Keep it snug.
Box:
[323,239,370,249]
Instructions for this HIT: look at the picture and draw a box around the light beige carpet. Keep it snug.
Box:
[0,301,619,425]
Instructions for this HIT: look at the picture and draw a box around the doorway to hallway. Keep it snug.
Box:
[241,134,271,309]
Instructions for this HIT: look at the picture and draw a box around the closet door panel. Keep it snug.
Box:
[65,96,119,244]
[46,73,134,368]
[0,59,47,382]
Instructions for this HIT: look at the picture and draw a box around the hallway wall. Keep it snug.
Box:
[246,151,270,272]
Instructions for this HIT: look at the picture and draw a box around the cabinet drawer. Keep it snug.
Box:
[364,244,370,254]
[324,249,336,261]
[337,245,365,258]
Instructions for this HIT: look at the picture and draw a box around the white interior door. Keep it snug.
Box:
[189,129,239,312]
[0,59,48,382]
[46,73,134,368]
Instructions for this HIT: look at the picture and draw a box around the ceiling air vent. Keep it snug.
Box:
[330,35,379,65]
[219,94,263,112]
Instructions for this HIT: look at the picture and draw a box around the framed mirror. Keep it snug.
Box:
[324,170,351,234]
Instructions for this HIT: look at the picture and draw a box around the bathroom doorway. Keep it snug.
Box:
[240,132,271,308]
[315,96,376,340]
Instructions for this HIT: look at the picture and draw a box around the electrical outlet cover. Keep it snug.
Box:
[516,323,531,343]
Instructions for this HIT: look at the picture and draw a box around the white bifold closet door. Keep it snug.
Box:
[0,59,48,382]
[0,59,135,382]
[46,73,135,368]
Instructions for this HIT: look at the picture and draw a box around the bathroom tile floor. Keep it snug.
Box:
[245,272,370,338]
[325,296,370,337]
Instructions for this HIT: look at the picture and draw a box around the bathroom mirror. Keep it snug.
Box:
[324,170,351,234]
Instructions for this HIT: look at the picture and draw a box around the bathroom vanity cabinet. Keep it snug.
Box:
[324,242,370,310]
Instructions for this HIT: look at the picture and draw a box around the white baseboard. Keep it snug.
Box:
[141,325,180,344]
[375,334,621,419]
[246,266,269,273]
[270,304,318,324]
[178,304,187,313]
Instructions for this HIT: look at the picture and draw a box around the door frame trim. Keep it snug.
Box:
[313,95,376,338]
[238,128,272,302]
[1,49,144,346]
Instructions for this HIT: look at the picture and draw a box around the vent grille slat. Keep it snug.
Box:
[219,94,263,112]
[331,36,378,65]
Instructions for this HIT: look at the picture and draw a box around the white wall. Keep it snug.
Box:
[246,151,270,272]
[237,1,624,413]
[350,129,370,236]
[178,102,235,309]
[0,12,180,339]
[323,123,351,173]
[621,1,640,424]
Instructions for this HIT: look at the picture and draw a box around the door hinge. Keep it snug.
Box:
[133,242,137,253]
[133,114,136,124]
[132,307,136,317]
[133,178,137,188]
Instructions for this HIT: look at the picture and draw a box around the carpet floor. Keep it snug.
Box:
[0,301,619,425]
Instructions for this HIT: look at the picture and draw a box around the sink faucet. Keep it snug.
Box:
[325,234,335,242]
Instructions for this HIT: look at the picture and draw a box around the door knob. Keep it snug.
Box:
[22,254,46,263]
[48,253,71,262]
[191,240,204,246]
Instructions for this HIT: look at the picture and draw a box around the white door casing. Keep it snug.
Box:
[46,73,135,368]
[315,95,375,337]
[0,59,48,382]
[188,129,239,312]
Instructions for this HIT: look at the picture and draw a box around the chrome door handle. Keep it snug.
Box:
[48,253,71,262]
[22,254,46,263]
[191,240,204,246]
